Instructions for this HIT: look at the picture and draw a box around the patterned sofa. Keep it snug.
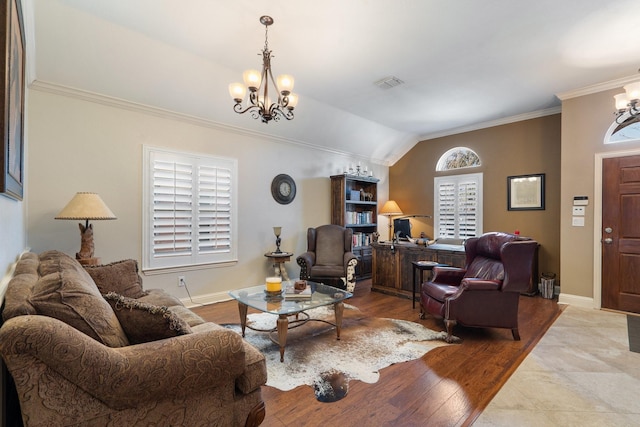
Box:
[0,250,267,426]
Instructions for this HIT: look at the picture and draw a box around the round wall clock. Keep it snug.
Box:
[271,174,296,204]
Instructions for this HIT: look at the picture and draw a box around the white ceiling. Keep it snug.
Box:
[26,0,640,165]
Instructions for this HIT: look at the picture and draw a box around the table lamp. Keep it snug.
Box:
[379,200,403,240]
[55,192,117,265]
[273,226,282,253]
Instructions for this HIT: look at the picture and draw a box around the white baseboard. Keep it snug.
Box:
[557,292,595,309]
[180,290,233,308]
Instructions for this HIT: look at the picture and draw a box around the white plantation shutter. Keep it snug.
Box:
[434,173,482,239]
[152,160,194,257]
[143,147,238,270]
[457,177,479,238]
[197,165,232,254]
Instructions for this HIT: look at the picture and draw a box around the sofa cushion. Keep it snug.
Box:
[84,259,147,298]
[103,292,192,344]
[29,269,129,348]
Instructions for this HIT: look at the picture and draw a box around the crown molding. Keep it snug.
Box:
[418,106,562,142]
[556,74,640,101]
[29,79,389,165]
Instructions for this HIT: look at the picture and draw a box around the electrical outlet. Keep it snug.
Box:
[178,276,186,287]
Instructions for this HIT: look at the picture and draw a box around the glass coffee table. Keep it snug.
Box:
[228,281,353,362]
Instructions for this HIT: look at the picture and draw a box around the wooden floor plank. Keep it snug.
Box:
[192,280,562,427]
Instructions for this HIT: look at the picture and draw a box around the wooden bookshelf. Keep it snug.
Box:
[330,174,379,279]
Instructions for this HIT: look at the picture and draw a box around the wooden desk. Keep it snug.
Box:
[373,239,539,298]
[372,242,465,299]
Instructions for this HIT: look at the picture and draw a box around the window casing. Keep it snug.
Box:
[434,173,483,239]
[142,146,238,271]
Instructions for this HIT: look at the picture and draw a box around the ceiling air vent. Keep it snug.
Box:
[374,76,405,89]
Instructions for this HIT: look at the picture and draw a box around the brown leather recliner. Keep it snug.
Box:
[296,225,358,292]
[420,232,538,342]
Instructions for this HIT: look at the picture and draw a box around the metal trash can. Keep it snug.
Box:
[539,272,555,299]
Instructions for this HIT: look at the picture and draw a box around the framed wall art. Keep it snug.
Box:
[507,173,545,211]
[0,0,25,201]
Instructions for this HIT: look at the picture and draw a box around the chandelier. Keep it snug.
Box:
[614,81,640,124]
[228,16,298,123]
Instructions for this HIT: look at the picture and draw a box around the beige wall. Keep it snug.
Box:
[26,89,389,303]
[560,87,640,305]
[389,114,561,283]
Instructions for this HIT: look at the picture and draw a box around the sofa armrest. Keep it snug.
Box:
[296,252,315,279]
[430,267,466,285]
[343,251,357,267]
[0,315,252,410]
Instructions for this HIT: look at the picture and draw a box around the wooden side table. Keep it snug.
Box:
[264,252,293,281]
[411,261,447,309]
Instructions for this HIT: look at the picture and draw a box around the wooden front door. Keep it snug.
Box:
[602,155,640,313]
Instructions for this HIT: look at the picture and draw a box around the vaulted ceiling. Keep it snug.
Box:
[25,0,640,164]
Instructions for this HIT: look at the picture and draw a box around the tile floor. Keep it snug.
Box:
[474,305,640,426]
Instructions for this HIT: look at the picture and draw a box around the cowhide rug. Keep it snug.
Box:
[224,304,456,402]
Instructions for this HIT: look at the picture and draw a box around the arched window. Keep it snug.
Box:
[436,147,481,171]
[433,147,483,239]
[604,113,640,144]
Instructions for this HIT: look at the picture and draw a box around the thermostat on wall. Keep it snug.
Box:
[573,196,588,206]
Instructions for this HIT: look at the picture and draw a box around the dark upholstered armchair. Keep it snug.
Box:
[296,225,358,292]
[420,232,538,342]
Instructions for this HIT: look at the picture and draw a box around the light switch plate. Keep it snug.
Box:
[572,206,585,216]
[572,216,585,226]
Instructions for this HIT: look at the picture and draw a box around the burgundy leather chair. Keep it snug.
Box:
[420,232,538,342]
[296,225,358,292]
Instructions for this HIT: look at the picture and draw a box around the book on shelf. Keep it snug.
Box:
[284,283,312,299]
[352,232,372,248]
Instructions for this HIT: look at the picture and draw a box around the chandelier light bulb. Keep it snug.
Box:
[243,69,262,91]
[228,83,246,103]
[624,81,640,101]
[286,93,298,110]
[277,74,294,95]
[614,93,629,110]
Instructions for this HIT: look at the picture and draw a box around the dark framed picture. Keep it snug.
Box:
[507,173,545,211]
[0,0,25,201]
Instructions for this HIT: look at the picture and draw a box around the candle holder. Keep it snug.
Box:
[273,226,282,254]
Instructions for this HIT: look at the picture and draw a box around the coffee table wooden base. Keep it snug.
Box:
[237,301,345,362]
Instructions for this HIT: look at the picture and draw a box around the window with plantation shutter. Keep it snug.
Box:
[434,173,482,239]
[143,146,238,271]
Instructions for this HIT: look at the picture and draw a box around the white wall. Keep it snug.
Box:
[0,197,26,292]
[26,88,388,304]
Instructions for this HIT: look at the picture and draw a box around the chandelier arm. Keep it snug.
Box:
[248,90,259,107]
[265,53,282,106]
[233,103,262,115]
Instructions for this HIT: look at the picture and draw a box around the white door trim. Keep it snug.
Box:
[594,147,640,309]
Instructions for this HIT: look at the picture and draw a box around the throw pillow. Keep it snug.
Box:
[103,292,192,344]
[30,270,130,348]
[84,259,147,299]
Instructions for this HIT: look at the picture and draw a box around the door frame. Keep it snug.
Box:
[594,147,640,309]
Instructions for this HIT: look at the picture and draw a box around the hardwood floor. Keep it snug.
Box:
[192,280,562,427]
